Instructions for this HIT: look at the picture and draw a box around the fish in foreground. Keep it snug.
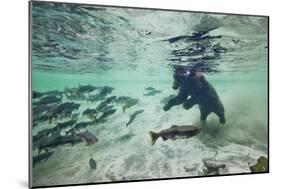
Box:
[76,130,98,145]
[126,109,144,127]
[97,109,117,123]
[73,121,96,131]
[56,119,77,130]
[149,125,201,145]
[33,95,62,106]
[202,159,226,175]
[33,151,54,168]
[37,133,82,153]
[82,108,97,118]
[122,98,139,112]
[50,102,80,123]
[99,86,114,96]
[145,87,155,91]
[77,84,97,94]
[143,89,161,96]
[89,158,97,170]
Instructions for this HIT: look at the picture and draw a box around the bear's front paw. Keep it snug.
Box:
[163,104,170,111]
[219,116,226,124]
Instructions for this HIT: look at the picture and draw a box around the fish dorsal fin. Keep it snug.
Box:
[171,125,178,128]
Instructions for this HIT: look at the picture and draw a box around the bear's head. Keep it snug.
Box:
[172,68,204,90]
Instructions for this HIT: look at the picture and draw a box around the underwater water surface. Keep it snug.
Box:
[31,2,268,187]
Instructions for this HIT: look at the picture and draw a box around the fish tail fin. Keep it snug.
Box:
[125,122,129,127]
[149,131,159,145]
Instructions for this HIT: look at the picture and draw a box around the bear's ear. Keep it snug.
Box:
[195,72,203,79]
[194,75,204,89]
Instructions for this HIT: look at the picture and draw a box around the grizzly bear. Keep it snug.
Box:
[163,69,225,125]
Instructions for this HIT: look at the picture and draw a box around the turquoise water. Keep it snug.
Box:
[31,2,268,187]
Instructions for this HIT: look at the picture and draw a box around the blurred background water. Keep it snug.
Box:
[31,2,268,187]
